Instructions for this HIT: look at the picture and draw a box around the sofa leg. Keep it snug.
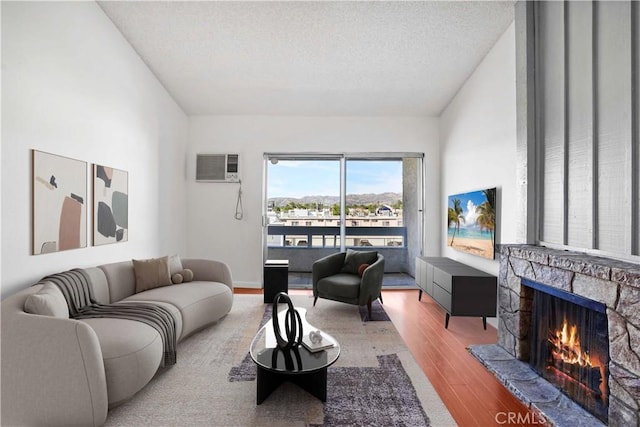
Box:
[367,298,372,320]
[378,294,384,305]
[313,296,318,306]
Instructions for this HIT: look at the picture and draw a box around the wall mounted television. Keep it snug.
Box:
[447,187,496,260]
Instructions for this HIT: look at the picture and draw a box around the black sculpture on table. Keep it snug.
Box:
[271,292,303,370]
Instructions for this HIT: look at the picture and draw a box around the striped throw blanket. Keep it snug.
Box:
[44,269,176,366]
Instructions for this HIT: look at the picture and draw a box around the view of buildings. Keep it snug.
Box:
[266,195,405,248]
[266,159,406,249]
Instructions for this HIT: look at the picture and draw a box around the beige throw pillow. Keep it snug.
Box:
[168,254,183,276]
[181,268,194,282]
[133,256,172,293]
[24,282,69,318]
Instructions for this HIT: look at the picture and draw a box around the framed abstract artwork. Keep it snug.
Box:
[93,164,128,245]
[32,150,88,254]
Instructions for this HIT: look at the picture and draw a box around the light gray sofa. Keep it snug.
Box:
[1,258,233,427]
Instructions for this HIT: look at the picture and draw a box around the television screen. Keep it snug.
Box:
[447,187,496,259]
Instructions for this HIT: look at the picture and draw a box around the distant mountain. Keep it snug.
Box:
[268,192,402,207]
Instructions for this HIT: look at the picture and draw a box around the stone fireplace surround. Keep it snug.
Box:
[496,244,640,426]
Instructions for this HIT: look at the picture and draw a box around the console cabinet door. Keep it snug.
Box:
[415,257,433,296]
[424,261,433,296]
[415,257,425,291]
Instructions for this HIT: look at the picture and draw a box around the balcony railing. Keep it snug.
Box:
[267,225,407,248]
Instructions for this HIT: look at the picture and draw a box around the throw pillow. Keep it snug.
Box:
[133,256,172,293]
[24,282,69,318]
[341,249,378,275]
[168,254,183,276]
[357,263,370,277]
[171,273,184,284]
[182,268,194,282]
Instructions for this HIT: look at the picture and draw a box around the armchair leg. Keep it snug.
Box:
[378,294,384,305]
[367,298,372,320]
[313,296,318,306]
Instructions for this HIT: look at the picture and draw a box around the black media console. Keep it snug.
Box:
[415,257,497,329]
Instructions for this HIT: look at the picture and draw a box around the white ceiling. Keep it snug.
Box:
[98,1,514,117]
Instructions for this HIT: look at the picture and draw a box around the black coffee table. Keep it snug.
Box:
[249,307,340,404]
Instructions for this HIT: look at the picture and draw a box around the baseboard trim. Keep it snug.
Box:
[233,281,261,289]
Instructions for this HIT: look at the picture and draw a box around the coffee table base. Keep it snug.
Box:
[256,366,327,404]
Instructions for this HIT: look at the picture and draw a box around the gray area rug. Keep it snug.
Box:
[105,294,456,426]
[358,299,391,321]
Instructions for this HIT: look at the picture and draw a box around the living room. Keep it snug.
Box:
[3,1,639,426]
[2,0,517,297]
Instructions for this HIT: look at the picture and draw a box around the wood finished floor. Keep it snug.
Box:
[235,288,541,426]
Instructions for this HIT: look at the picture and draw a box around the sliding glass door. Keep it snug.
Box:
[345,159,405,248]
[265,157,341,249]
[263,153,423,276]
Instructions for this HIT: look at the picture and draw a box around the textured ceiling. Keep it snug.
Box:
[99,1,514,116]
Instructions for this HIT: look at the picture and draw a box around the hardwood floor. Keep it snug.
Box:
[235,288,542,426]
[381,290,544,427]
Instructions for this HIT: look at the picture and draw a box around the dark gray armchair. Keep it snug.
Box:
[312,250,385,319]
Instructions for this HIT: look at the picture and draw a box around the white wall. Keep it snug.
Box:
[1,2,188,297]
[440,22,517,275]
[187,116,440,287]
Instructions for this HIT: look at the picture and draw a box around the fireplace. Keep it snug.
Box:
[527,279,609,423]
[488,244,640,426]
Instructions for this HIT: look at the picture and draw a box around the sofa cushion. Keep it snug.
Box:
[317,273,362,300]
[80,267,111,304]
[98,260,136,303]
[341,249,378,274]
[123,282,233,340]
[24,282,69,318]
[78,317,163,406]
[132,256,172,293]
[116,300,183,341]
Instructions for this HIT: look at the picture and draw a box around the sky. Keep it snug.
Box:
[447,189,490,229]
[267,160,402,198]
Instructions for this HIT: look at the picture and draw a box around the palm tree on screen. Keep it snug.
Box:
[448,198,465,246]
[475,189,496,246]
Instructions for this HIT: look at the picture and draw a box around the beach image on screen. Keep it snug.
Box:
[447,188,496,259]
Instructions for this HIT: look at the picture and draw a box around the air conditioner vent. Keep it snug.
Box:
[196,154,239,182]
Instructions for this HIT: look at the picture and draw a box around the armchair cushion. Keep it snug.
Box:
[317,273,362,300]
[340,249,378,274]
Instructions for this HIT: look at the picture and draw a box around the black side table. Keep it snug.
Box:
[263,259,289,303]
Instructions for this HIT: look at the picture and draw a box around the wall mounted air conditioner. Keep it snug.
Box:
[196,154,240,182]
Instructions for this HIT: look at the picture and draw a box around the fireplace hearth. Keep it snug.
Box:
[474,245,640,426]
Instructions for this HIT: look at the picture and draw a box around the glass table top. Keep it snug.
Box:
[250,307,340,374]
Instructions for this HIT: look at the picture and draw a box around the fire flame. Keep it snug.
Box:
[547,317,607,404]
[548,318,593,367]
